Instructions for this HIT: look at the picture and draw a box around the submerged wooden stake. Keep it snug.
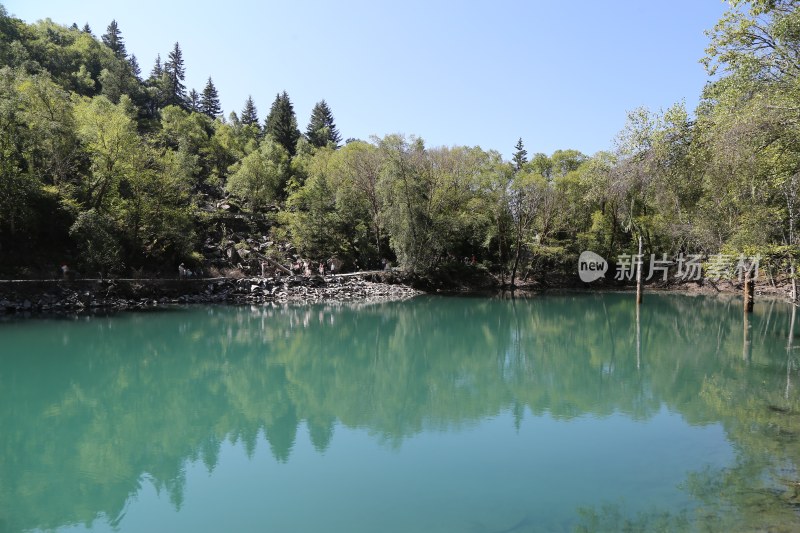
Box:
[744,269,754,313]
[787,305,796,400]
[743,309,752,362]
[742,268,754,361]
[636,301,641,370]
[636,236,643,305]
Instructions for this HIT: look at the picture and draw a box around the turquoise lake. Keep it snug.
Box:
[1,293,799,532]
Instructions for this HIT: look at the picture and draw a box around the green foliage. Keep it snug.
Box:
[164,42,186,108]
[99,57,140,104]
[69,208,122,273]
[284,147,349,259]
[2,4,800,281]
[264,91,300,157]
[512,137,527,170]
[118,146,196,266]
[128,54,140,78]
[200,77,221,117]
[285,141,389,266]
[226,137,290,209]
[204,120,242,189]
[378,136,496,272]
[305,99,341,148]
[101,20,126,59]
[73,94,139,209]
[240,95,259,127]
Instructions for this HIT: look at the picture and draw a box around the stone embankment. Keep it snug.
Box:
[0,272,421,314]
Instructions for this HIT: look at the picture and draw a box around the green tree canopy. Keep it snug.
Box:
[512,138,527,171]
[200,77,221,117]
[306,99,341,148]
[264,91,300,157]
[241,95,258,126]
[164,42,186,108]
[101,20,126,59]
[225,136,290,209]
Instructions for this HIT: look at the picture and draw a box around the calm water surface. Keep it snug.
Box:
[1,293,799,532]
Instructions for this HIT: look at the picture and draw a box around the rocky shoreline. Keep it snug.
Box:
[0,273,423,315]
[0,269,795,317]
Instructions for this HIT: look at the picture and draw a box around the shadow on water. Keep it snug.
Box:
[0,293,799,531]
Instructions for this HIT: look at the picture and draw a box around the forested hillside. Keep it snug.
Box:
[1,1,798,288]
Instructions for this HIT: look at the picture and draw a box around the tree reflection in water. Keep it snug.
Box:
[0,293,798,531]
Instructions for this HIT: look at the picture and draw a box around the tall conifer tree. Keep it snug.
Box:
[188,89,201,112]
[200,77,221,117]
[305,99,341,148]
[264,91,300,156]
[241,96,259,126]
[146,54,168,110]
[128,54,141,79]
[101,20,126,59]
[513,138,528,171]
[164,42,187,108]
[149,54,163,79]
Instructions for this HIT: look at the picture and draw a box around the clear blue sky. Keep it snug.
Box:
[6,0,729,159]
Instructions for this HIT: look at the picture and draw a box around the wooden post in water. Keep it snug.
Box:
[744,269,754,313]
[742,267,754,361]
[743,308,752,362]
[636,300,641,370]
[636,236,643,305]
[787,304,796,400]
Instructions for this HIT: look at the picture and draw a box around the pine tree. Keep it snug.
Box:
[146,54,169,111]
[128,54,141,79]
[101,20,126,59]
[149,54,163,79]
[200,77,221,117]
[164,42,187,108]
[188,89,201,112]
[264,91,300,156]
[513,138,528,171]
[305,99,341,148]
[241,96,259,126]
[82,23,92,34]
[70,23,79,31]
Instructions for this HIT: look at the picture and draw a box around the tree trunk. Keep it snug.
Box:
[496,215,506,286]
[374,220,382,262]
[510,229,522,289]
